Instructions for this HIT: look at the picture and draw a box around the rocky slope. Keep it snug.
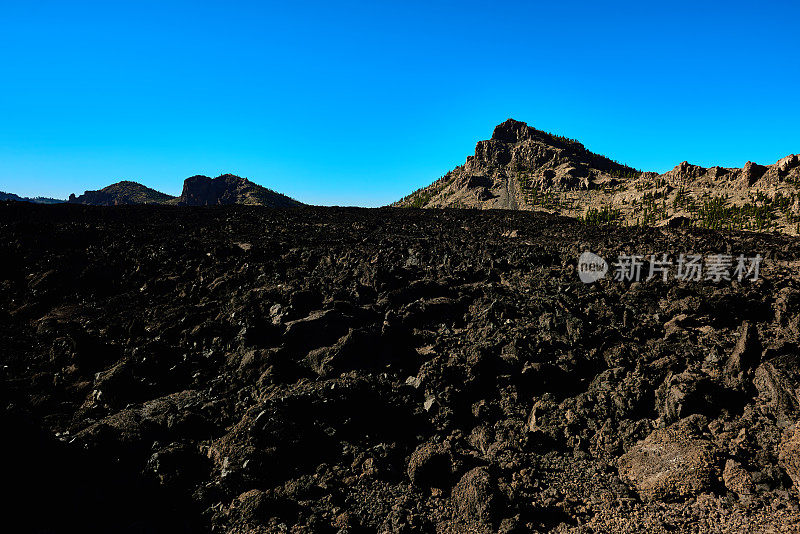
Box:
[4,202,800,532]
[395,119,800,234]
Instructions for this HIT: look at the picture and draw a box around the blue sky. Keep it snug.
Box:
[1,1,798,206]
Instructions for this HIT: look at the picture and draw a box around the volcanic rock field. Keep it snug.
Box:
[4,202,800,533]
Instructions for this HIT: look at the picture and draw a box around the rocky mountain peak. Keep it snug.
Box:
[491,118,532,143]
[394,119,640,210]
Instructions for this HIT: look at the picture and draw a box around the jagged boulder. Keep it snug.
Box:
[723,459,754,497]
[617,416,722,501]
[451,467,500,527]
[722,321,761,390]
[779,424,800,496]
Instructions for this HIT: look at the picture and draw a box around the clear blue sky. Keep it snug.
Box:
[1,1,798,206]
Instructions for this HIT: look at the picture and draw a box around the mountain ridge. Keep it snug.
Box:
[0,191,65,204]
[394,118,800,233]
[62,174,303,207]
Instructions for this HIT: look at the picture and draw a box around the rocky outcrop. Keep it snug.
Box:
[177,174,303,207]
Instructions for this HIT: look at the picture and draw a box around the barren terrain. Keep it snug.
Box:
[4,202,800,533]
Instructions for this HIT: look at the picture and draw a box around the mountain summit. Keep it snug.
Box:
[394,118,641,210]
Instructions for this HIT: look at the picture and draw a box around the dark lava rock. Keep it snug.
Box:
[722,320,761,390]
[4,203,800,531]
[618,416,722,502]
[451,466,500,525]
[407,442,453,488]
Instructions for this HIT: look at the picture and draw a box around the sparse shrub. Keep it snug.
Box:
[581,205,621,226]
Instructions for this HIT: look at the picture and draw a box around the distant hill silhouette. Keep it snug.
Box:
[63,175,303,207]
[68,181,174,206]
[0,191,64,204]
[177,174,303,207]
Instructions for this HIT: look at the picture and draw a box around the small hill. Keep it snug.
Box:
[68,181,175,206]
[177,174,303,207]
